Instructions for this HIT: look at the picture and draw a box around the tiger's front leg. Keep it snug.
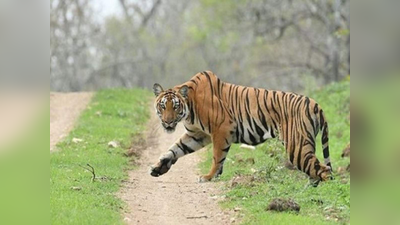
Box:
[199,134,231,182]
[150,132,211,177]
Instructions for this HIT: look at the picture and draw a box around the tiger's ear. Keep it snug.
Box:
[179,85,189,98]
[153,83,164,96]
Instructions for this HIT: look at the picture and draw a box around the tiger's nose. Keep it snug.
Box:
[164,120,174,126]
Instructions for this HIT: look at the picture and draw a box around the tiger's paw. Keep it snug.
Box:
[198,175,212,183]
[149,158,176,177]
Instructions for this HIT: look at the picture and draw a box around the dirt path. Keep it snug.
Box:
[50,92,93,152]
[120,109,233,225]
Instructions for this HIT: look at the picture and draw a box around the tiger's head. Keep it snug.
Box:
[310,161,333,187]
[153,83,189,133]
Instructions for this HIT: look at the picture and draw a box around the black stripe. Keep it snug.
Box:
[289,145,295,164]
[189,102,195,124]
[235,129,240,143]
[184,125,195,133]
[305,98,316,136]
[177,143,187,154]
[296,136,304,170]
[253,119,264,139]
[188,135,204,144]
[248,129,257,144]
[199,120,205,131]
[319,110,325,131]
[222,146,230,152]
[314,162,321,175]
[303,152,313,172]
[323,146,330,158]
[217,78,221,98]
[203,71,214,97]
[218,157,226,164]
[225,138,230,145]
[180,140,194,153]
[322,124,329,143]
[257,92,268,130]
[263,90,271,115]
[169,149,176,158]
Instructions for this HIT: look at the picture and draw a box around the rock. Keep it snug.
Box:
[70,186,82,191]
[230,175,255,188]
[266,198,300,212]
[233,207,242,212]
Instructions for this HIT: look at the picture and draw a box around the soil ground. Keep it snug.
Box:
[49,93,232,224]
[119,109,232,225]
[50,92,93,151]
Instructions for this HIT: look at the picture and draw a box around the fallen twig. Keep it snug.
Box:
[79,163,96,182]
[186,215,208,219]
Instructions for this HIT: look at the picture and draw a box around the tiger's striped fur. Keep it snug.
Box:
[150,71,332,186]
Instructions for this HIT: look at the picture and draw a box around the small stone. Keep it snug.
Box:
[123,217,131,222]
[230,217,236,223]
[70,186,82,191]
[108,141,119,148]
[240,144,255,150]
[234,207,242,212]
[72,138,83,143]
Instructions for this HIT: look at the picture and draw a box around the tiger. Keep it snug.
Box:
[150,71,333,186]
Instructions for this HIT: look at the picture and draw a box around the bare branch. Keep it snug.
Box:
[141,0,162,28]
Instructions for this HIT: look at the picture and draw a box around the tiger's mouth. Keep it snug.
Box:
[162,123,177,133]
[164,126,176,133]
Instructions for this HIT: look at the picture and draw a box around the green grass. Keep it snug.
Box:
[200,80,350,224]
[50,89,150,225]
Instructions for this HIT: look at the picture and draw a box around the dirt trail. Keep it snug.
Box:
[50,92,93,152]
[120,109,233,225]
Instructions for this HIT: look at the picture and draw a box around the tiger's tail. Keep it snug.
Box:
[320,110,332,171]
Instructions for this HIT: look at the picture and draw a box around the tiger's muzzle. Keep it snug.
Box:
[162,120,177,133]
